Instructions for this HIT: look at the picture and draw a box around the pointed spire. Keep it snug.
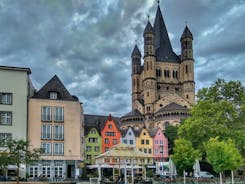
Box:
[153,4,180,63]
[143,21,154,35]
[131,45,141,57]
[108,113,112,121]
[181,25,193,40]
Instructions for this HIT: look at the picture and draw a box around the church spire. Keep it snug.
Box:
[153,4,180,62]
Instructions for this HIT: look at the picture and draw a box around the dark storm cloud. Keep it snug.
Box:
[0,0,244,117]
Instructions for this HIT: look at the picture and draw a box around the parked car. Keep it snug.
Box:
[194,171,214,179]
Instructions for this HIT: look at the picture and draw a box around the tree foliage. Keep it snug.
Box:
[165,125,178,155]
[178,79,245,157]
[1,139,42,184]
[205,137,243,173]
[172,138,201,174]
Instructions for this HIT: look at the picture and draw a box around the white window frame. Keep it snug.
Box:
[49,92,58,99]
[0,133,12,146]
[41,124,52,140]
[54,125,64,140]
[94,146,100,152]
[29,164,38,178]
[42,162,51,178]
[41,142,52,155]
[54,107,64,122]
[54,143,64,155]
[54,161,63,178]
[41,106,52,121]
[0,93,12,104]
[0,111,12,125]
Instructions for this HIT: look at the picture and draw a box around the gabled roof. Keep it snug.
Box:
[156,102,187,113]
[121,109,143,119]
[153,5,180,63]
[121,126,136,138]
[148,128,158,138]
[131,45,141,57]
[143,21,154,35]
[181,25,193,40]
[84,114,120,134]
[33,75,77,101]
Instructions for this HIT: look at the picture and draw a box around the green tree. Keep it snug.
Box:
[0,151,12,179]
[165,125,178,155]
[205,137,243,184]
[178,79,245,159]
[5,139,42,184]
[172,138,200,184]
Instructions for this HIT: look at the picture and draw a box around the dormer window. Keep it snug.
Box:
[49,92,57,99]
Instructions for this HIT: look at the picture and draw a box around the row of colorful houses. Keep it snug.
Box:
[84,114,168,166]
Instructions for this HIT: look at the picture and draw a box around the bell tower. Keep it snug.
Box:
[180,25,195,105]
[143,21,156,125]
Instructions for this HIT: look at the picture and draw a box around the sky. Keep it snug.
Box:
[0,0,244,117]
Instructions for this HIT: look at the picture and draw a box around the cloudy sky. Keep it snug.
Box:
[0,0,244,117]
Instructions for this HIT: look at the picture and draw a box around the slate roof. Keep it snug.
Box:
[32,75,78,101]
[138,99,144,106]
[148,128,158,138]
[131,45,141,57]
[153,5,180,63]
[181,26,193,40]
[121,109,143,119]
[143,21,154,35]
[156,102,187,113]
[84,114,120,135]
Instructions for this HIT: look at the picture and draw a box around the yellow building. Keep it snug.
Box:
[135,127,153,157]
[120,3,194,130]
[28,75,84,180]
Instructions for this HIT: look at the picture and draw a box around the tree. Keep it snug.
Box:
[165,125,178,155]
[5,139,42,184]
[0,151,12,180]
[172,138,201,184]
[205,137,243,184]
[178,79,245,159]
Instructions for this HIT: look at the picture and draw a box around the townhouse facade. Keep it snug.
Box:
[135,128,153,157]
[152,128,168,161]
[0,66,34,145]
[121,126,136,147]
[28,75,84,180]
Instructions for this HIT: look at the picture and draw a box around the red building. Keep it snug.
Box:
[101,114,121,153]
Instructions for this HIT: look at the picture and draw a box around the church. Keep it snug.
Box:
[120,3,195,130]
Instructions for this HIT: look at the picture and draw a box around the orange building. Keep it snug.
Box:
[101,114,121,153]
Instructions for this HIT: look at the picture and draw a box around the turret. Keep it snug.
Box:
[180,25,195,105]
[131,45,142,109]
[143,20,156,124]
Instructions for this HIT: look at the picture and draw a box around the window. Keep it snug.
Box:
[146,140,149,145]
[41,125,52,139]
[141,140,144,144]
[91,129,96,134]
[94,146,100,152]
[160,140,163,145]
[105,138,109,144]
[113,139,117,145]
[185,65,188,73]
[86,146,92,152]
[106,132,115,136]
[128,132,132,136]
[129,140,134,145]
[54,161,63,178]
[148,149,152,154]
[155,149,159,154]
[54,125,64,140]
[0,111,12,125]
[42,162,51,178]
[105,147,109,152]
[123,139,127,144]
[0,93,12,104]
[41,106,52,121]
[49,92,57,99]
[108,124,112,129]
[0,133,12,146]
[88,138,98,143]
[29,165,38,178]
[86,155,92,160]
[41,142,51,155]
[155,140,158,145]
[144,148,147,153]
[54,107,64,122]
[54,143,64,155]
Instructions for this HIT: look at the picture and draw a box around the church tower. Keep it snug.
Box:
[180,26,195,105]
[143,20,156,126]
[131,45,142,109]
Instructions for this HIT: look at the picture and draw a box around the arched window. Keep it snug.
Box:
[175,71,178,78]
[146,62,149,70]
[185,65,188,74]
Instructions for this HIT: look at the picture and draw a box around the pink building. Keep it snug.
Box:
[152,128,168,161]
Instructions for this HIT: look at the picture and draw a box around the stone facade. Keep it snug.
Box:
[120,4,195,130]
